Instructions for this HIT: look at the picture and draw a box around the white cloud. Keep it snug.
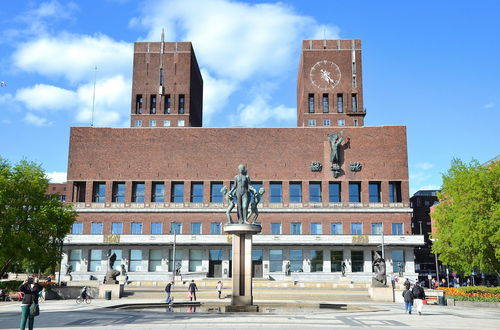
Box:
[15,84,75,111]
[232,94,295,127]
[414,162,435,170]
[1,119,12,124]
[46,171,67,183]
[201,69,237,124]
[27,1,78,21]
[409,171,431,184]
[13,33,133,84]
[24,113,53,126]
[484,103,494,109]
[417,184,441,191]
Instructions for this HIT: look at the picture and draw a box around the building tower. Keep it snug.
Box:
[130,34,203,128]
[297,39,366,127]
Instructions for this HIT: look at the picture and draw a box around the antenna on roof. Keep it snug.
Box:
[91,65,97,127]
[160,28,165,54]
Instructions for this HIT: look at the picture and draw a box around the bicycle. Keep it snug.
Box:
[76,295,91,304]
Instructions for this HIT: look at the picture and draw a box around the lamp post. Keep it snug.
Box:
[171,229,177,285]
[430,238,440,285]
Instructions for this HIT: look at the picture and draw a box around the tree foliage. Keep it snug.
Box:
[432,158,500,277]
[0,158,76,277]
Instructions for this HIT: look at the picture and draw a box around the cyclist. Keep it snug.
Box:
[80,286,88,300]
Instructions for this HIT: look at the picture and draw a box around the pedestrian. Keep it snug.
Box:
[402,285,414,314]
[188,280,198,301]
[404,278,410,289]
[441,278,447,288]
[216,281,223,299]
[165,281,173,303]
[412,282,426,315]
[19,277,42,330]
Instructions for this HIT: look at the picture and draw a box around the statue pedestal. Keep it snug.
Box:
[224,223,261,312]
[62,275,72,282]
[117,275,128,285]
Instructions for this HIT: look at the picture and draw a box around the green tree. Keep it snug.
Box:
[432,158,500,277]
[0,158,76,277]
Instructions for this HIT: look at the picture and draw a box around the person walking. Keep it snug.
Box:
[165,281,173,303]
[216,281,223,299]
[19,277,42,330]
[188,280,198,302]
[412,282,426,315]
[402,285,414,314]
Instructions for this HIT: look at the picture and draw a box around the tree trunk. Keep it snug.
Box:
[0,258,14,278]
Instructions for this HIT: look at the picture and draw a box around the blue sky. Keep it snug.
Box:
[0,0,499,194]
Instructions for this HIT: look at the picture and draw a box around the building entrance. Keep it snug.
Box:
[208,260,222,277]
[252,261,263,278]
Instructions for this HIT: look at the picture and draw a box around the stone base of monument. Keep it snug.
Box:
[117,275,128,285]
[61,275,72,283]
[98,284,124,299]
[368,286,393,302]
[223,223,261,312]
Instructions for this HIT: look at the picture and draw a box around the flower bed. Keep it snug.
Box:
[439,286,500,302]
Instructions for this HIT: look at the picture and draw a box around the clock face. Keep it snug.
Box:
[309,60,341,91]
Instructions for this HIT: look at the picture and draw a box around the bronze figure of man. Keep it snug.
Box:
[328,133,344,164]
[229,164,251,224]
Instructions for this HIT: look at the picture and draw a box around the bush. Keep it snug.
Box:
[0,281,23,293]
[440,286,500,302]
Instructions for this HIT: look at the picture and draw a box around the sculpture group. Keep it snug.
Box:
[222,165,265,224]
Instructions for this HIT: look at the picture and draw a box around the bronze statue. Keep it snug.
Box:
[228,165,252,224]
[372,251,387,286]
[328,133,344,164]
[104,252,120,284]
[247,187,265,223]
[65,263,73,276]
[221,186,235,224]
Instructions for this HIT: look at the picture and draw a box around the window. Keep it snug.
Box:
[310,250,323,272]
[291,222,302,235]
[131,222,143,235]
[210,222,221,234]
[270,222,282,235]
[149,249,162,272]
[349,182,361,202]
[371,223,382,235]
[135,94,143,114]
[337,119,345,126]
[129,249,142,272]
[351,222,362,235]
[210,182,223,203]
[269,249,283,272]
[392,250,405,273]
[152,182,165,202]
[252,249,263,261]
[132,182,145,203]
[289,182,302,203]
[329,182,341,202]
[149,120,156,127]
[289,249,303,272]
[311,223,322,235]
[331,251,343,272]
[178,120,185,127]
[190,182,203,203]
[150,95,157,114]
[171,222,182,234]
[190,222,202,234]
[352,94,358,112]
[337,94,343,113]
[112,182,125,203]
[309,182,321,203]
[89,249,102,272]
[308,119,316,126]
[163,120,171,127]
[91,222,103,235]
[389,182,402,202]
[169,250,183,272]
[392,223,403,235]
[269,182,283,203]
[210,249,223,261]
[323,119,330,126]
[111,222,123,234]
[165,95,171,114]
[135,120,142,127]
[72,222,83,235]
[92,182,106,203]
[69,250,82,272]
[330,222,342,235]
[189,249,203,272]
[151,222,163,234]
[171,182,184,203]
[159,68,164,86]
[308,94,314,113]
[179,95,185,114]
[322,94,329,113]
[369,182,381,203]
[352,61,357,74]
[110,249,122,270]
[351,251,364,272]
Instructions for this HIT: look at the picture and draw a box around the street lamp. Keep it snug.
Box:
[430,238,440,285]
[170,227,177,285]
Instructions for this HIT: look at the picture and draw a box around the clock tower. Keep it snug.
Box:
[297,39,365,127]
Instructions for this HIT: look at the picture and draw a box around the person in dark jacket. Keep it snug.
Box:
[165,281,173,303]
[19,277,42,330]
[188,280,198,301]
[402,286,414,314]
[412,282,426,315]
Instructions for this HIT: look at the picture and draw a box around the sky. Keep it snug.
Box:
[0,0,499,194]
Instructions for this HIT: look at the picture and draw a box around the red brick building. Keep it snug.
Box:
[60,38,423,283]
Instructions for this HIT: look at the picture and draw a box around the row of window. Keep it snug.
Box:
[307,119,359,127]
[71,221,404,235]
[308,93,359,113]
[134,119,185,127]
[135,94,185,115]
[68,248,405,273]
[85,181,403,204]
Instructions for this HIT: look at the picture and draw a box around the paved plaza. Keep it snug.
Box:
[1,296,499,330]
